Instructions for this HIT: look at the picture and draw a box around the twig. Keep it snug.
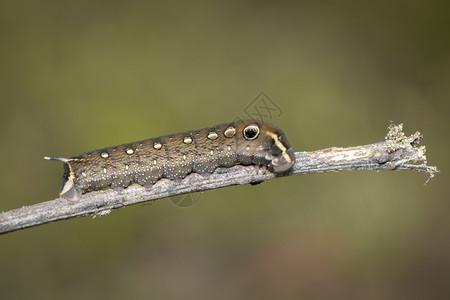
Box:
[0,122,438,234]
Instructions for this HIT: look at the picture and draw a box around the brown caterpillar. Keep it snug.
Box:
[45,119,295,200]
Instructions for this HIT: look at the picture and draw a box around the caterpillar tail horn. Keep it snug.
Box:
[44,156,81,201]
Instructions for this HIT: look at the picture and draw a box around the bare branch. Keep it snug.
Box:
[0,122,438,235]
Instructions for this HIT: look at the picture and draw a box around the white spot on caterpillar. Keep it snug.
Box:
[101,152,109,158]
[103,168,107,174]
[207,131,218,140]
[82,172,87,177]
[153,142,162,150]
[224,126,236,138]
[125,164,129,170]
[183,136,193,144]
[210,150,214,155]
[153,159,157,165]
[126,148,134,155]
[246,145,250,151]
[227,145,231,151]
[183,154,186,160]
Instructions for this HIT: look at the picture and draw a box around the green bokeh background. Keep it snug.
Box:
[1,1,448,299]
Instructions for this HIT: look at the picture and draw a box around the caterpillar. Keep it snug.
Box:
[45,119,295,200]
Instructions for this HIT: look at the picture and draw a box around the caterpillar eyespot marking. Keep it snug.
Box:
[243,124,260,141]
[45,120,295,200]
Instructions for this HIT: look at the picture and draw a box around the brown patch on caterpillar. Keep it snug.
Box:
[46,120,295,200]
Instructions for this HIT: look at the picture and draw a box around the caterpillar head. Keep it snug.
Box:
[235,120,296,172]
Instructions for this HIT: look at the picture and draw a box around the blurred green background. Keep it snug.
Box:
[1,0,448,299]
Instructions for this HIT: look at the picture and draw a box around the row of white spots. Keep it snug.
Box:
[89,125,240,185]
[98,125,237,160]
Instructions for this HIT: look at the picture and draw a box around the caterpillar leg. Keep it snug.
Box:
[254,164,268,175]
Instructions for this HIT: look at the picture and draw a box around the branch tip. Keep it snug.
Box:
[385,121,423,153]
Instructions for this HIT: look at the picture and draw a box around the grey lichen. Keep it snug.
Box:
[385,121,424,154]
